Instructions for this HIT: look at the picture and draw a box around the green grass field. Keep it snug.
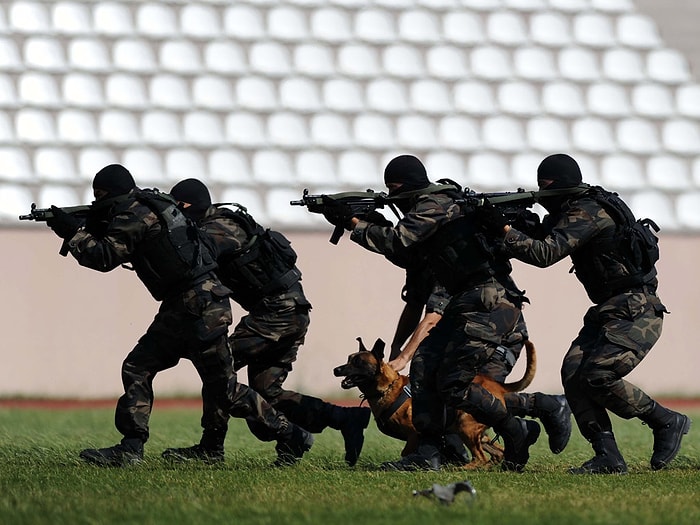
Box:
[0,406,698,525]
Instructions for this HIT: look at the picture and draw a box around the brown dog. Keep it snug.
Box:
[333,337,536,469]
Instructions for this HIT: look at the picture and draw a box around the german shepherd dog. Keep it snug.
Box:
[333,337,536,469]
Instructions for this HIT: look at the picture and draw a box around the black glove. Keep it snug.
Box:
[46,205,81,240]
[364,210,393,227]
[476,204,508,237]
[321,196,355,230]
[511,209,541,234]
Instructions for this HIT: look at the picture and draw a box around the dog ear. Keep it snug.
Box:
[370,338,386,361]
[356,337,368,352]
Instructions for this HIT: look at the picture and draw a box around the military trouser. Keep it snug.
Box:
[561,290,666,440]
[410,279,523,441]
[201,292,338,435]
[116,280,290,444]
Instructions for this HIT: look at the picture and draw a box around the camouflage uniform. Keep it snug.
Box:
[191,206,369,464]
[351,190,535,459]
[503,193,668,440]
[67,192,298,450]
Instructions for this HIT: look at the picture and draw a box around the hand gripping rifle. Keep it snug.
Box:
[19,203,92,256]
[290,188,400,244]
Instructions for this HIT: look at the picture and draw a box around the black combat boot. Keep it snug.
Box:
[532,393,572,454]
[569,431,627,474]
[440,432,470,466]
[328,406,372,466]
[380,440,442,472]
[79,437,144,467]
[274,425,314,467]
[640,402,691,470]
[162,428,226,464]
[500,417,541,472]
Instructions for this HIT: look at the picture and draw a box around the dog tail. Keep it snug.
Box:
[502,340,536,392]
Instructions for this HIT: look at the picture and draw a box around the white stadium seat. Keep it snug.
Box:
[676,193,700,230]
[141,111,181,146]
[366,79,409,114]
[52,2,92,35]
[0,184,36,220]
[573,13,616,48]
[219,188,268,224]
[647,155,690,190]
[252,150,294,185]
[676,85,700,118]
[498,81,541,116]
[631,84,674,118]
[193,76,235,111]
[204,42,247,75]
[268,112,310,148]
[0,111,14,142]
[600,154,646,190]
[267,188,315,226]
[617,118,660,154]
[121,148,166,187]
[99,110,140,146]
[628,191,677,230]
[78,148,118,181]
[160,41,202,74]
[295,44,335,77]
[587,82,630,117]
[354,9,396,44]
[382,45,424,79]
[249,42,292,77]
[34,148,77,182]
[410,80,451,114]
[426,46,469,80]
[504,0,547,10]
[19,73,61,107]
[470,46,512,80]
[338,44,381,78]
[37,185,80,208]
[338,150,380,186]
[542,82,586,116]
[136,4,177,38]
[467,153,512,190]
[482,116,526,152]
[226,113,267,147]
[106,74,148,109]
[67,39,111,72]
[602,48,645,83]
[323,79,364,113]
[397,115,438,149]
[224,5,266,40]
[183,111,225,146]
[0,74,17,107]
[149,75,191,110]
[591,0,634,12]
[165,149,206,182]
[0,38,22,71]
[572,117,616,153]
[353,114,395,149]
[530,13,571,47]
[487,11,528,46]
[510,153,542,188]
[454,81,497,115]
[616,14,661,49]
[62,73,104,109]
[93,3,134,35]
[558,47,600,82]
[311,113,353,149]
[311,8,352,43]
[514,47,557,81]
[0,147,32,181]
[438,116,482,151]
[57,109,98,144]
[296,150,336,185]
[424,152,465,181]
[398,10,440,43]
[647,48,691,84]
[113,39,156,73]
[208,149,253,186]
[180,4,221,40]
[443,12,485,45]
[526,117,571,152]
[268,6,308,42]
[16,109,57,143]
[24,37,66,71]
[236,77,277,111]
[662,120,700,154]
[280,77,322,112]
[9,1,50,33]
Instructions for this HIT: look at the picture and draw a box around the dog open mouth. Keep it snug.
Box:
[340,375,365,389]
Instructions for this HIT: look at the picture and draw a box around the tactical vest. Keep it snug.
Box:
[568,187,659,303]
[209,205,301,309]
[129,189,217,300]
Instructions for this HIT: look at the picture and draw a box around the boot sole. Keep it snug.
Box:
[651,415,691,471]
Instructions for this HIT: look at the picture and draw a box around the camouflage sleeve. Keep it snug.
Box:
[349,193,459,259]
[68,201,157,272]
[502,200,603,268]
[203,215,246,257]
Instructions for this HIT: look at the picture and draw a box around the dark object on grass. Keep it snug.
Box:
[412,480,477,505]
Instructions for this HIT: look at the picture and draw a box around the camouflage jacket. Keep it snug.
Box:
[503,194,658,303]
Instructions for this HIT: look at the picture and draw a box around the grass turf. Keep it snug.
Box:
[0,406,698,525]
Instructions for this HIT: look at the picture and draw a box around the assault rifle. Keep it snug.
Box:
[290,188,400,244]
[20,203,92,256]
[461,184,591,221]
[19,202,92,222]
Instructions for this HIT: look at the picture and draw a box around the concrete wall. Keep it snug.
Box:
[3,228,698,400]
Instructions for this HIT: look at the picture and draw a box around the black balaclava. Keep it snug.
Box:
[92,164,136,199]
[537,154,583,190]
[384,155,431,197]
[170,178,212,220]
